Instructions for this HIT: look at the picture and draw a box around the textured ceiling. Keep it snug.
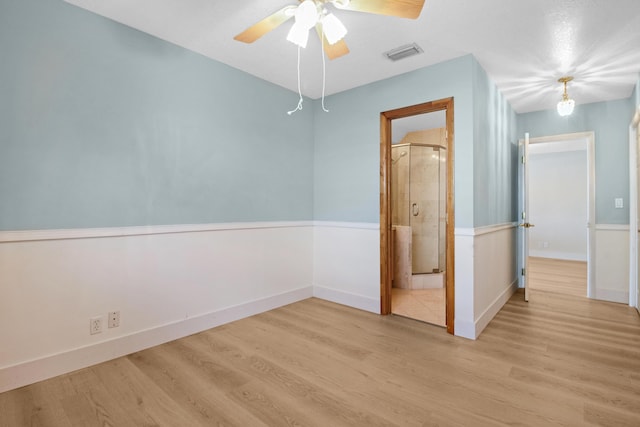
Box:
[64,0,640,113]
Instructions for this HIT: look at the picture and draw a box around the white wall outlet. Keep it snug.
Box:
[108,311,120,328]
[90,316,103,335]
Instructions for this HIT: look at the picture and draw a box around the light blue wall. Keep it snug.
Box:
[0,0,314,230]
[517,98,632,224]
[312,54,518,228]
[472,60,518,226]
[313,55,476,227]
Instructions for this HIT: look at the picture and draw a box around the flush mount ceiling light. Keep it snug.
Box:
[557,76,575,117]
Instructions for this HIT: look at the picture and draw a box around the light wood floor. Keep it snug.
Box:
[528,256,587,297]
[2,290,640,426]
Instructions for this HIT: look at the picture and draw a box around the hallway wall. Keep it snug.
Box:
[518,99,631,225]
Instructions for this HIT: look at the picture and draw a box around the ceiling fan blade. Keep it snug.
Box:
[234,5,296,43]
[316,25,350,60]
[333,0,425,19]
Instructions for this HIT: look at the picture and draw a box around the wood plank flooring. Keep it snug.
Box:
[528,256,587,297]
[2,289,639,426]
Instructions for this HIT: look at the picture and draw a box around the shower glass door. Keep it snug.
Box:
[410,146,441,274]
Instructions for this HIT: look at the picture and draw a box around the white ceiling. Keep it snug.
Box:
[64,0,640,114]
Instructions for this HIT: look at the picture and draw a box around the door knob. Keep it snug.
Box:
[412,203,419,216]
[519,222,535,228]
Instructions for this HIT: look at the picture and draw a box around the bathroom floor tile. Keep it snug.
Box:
[391,288,446,327]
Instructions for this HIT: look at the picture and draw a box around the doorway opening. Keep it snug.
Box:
[518,132,595,301]
[380,98,455,334]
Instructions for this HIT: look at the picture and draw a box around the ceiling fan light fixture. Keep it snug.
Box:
[322,13,347,45]
[556,76,575,116]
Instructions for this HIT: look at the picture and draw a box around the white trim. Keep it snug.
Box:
[586,133,596,299]
[0,286,313,393]
[630,107,640,309]
[475,279,519,338]
[594,288,630,305]
[313,285,379,314]
[0,221,314,243]
[312,221,379,230]
[454,222,517,237]
[596,224,630,231]
[454,320,475,340]
[523,132,596,299]
[527,131,596,145]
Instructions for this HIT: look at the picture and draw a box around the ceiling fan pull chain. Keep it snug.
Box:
[287,46,304,115]
[320,24,329,113]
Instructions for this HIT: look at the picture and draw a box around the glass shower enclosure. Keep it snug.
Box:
[391,141,447,277]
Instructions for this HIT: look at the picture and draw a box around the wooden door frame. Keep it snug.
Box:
[380,97,455,334]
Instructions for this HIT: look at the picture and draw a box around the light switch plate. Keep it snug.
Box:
[615,198,624,209]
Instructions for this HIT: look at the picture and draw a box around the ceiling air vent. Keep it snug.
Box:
[384,43,423,61]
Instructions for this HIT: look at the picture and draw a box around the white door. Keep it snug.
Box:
[518,133,533,301]
[631,113,640,313]
[637,127,640,312]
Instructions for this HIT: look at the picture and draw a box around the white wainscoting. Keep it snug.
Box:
[454,223,519,340]
[594,224,630,304]
[0,222,314,393]
[0,220,540,392]
[313,222,518,341]
[312,222,381,314]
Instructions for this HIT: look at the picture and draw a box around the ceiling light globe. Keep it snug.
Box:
[287,22,310,48]
[557,99,575,116]
[556,76,575,116]
[322,13,347,45]
[295,0,319,29]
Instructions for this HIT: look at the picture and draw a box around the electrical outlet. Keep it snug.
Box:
[108,311,120,328]
[90,316,103,335]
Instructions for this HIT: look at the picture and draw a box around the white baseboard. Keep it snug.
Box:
[0,286,312,393]
[594,288,630,304]
[454,280,518,340]
[454,320,476,340]
[313,285,380,314]
[475,279,519,338]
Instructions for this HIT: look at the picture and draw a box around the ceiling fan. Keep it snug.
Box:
[234,0,426,60]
